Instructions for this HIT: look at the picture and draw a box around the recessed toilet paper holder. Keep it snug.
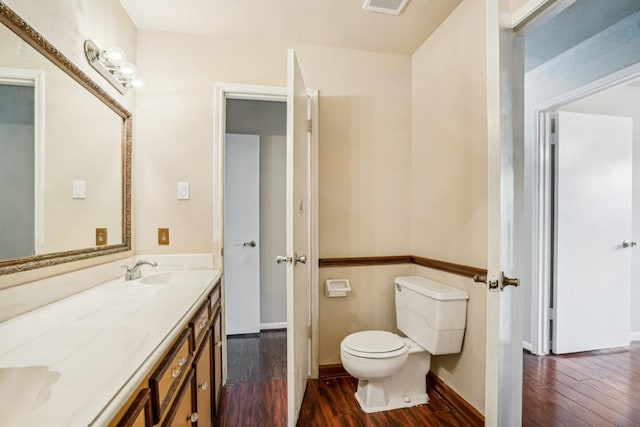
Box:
[325,279,352,297]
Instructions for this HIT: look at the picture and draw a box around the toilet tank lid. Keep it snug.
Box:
[394,276,469,300]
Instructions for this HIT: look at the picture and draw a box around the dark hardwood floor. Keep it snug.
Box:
[215,379,288,427]
[226,329,287,383]
[217,329,480,427]
[217,330,288,427]
[523,342,640,427]
[218,334,640,426]
[297,376,480,427]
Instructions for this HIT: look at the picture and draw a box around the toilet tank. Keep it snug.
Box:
[394,276,469,355]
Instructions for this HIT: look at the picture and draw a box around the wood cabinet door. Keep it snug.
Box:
[194,330,213,427]
[161,370,196,427]
[212,308,222,413]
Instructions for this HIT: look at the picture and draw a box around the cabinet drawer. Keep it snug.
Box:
[190,301,211,352]
[150,328,192,423]
[208,283,220,314]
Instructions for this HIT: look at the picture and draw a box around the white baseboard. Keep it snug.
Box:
[261,322,287,330]
[630,331,640,342]
[523,340,533,352]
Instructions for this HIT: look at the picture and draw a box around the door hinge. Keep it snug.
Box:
[307,326,312,339]
[548,308,554,320]
[221,247,224,257]
[306,119,312,133]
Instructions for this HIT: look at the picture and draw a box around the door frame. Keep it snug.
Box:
[212,82,319,384]
[529,62,640,355]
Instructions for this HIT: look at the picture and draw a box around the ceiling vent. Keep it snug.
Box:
[362,0,409,15]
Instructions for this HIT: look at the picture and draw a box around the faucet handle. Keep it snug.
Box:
[120,264,132,272]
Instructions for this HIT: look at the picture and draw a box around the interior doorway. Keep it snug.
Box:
[511,1,640,424]
[224,99,288,336]
[213,70,319,427]
[521,0,640,357]
[223,98,289,387]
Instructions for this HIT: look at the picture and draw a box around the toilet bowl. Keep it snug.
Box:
[340,330,430,413]
[339,276,469,414]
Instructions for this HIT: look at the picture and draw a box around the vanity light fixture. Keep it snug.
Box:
[84,40,144,94]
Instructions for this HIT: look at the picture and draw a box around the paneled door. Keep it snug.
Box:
[553,111,632,354]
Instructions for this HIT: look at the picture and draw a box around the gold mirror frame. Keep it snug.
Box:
[0,2,132,275]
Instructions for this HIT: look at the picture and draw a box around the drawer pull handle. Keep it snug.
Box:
[198,381,208,390]
[177,356,187,367]
[215,341,222,348]
[171,367,182,378]
[189,412,199,423]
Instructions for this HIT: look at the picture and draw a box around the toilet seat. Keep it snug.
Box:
[342,331,408,359]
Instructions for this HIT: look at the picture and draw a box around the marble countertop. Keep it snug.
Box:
[0,268,221,427]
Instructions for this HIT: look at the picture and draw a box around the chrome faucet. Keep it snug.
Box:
[121,260,158,281]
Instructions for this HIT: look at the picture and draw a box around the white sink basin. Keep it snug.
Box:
[140,272,175,285]
[0,366,60,425]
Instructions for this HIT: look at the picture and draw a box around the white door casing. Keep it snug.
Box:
[224,133,261,335]
[286,49,312,427]
[553,111,632,354]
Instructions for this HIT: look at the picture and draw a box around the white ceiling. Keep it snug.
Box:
[118,0,462,55]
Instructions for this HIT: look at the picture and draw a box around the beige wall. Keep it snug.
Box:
[133,32,413,257]
[134,30,414,384]
[318,264,413,365]
[0,0,136,292]
[411,0,488,413]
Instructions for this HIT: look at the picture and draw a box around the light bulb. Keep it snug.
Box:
[104,47,126,65]
[130,78,145,89]
[118,62,137,78]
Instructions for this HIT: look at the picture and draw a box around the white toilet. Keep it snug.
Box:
[340,276,469,413]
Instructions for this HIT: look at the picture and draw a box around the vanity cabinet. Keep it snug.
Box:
[109,280,222,427]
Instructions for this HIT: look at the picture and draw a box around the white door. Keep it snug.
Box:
[553,111,632,354]
[285,49,311,427]
[485,1,524,425]
[224,133,261,335]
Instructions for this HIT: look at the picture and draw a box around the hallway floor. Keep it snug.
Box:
[226,329,287,383]
[523,341,640,426]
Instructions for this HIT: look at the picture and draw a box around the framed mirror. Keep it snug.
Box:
[0,2,131,275]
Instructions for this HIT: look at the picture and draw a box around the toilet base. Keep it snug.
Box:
[354,385,429,413]
[353,350,430,413]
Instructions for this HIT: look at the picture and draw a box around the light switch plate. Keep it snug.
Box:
[177,182,189,200]
[72,180,86,199]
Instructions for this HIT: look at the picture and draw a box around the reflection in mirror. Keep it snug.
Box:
[0,3,131,274]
